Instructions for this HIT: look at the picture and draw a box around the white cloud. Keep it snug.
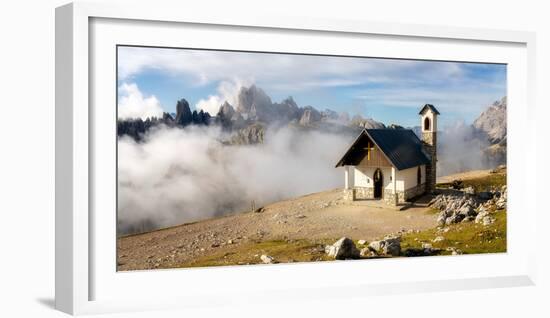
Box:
[195,79,251,114]
[117,46,470,93]
[118,125,353,234]
[116,46,506,122]
[118,83,164,120]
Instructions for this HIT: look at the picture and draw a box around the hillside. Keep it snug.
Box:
[118,168,507,271]
[117,189,437,270]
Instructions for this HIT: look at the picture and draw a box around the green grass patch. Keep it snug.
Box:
[171,209,507,268]
[400,210,507,255]
[172,238,338,268]
[462,173,506,192]
[437,172,506,193]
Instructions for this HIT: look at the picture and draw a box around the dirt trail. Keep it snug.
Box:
[117,189,437,270]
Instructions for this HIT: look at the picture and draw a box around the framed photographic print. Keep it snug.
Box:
[56,1,537,315]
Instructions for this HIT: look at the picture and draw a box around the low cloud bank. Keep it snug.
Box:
[118,125,353,235]
[118,118,501,234]
[437,120,491,176]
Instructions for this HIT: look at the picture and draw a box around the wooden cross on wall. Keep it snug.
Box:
[364,141,375,160]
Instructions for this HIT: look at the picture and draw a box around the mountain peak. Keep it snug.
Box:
[473,97,507,144]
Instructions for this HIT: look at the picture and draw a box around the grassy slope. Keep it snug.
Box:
[405,171,507,255]
[171,172,507,268]
[437,171,507,192]
[169,238,336,268]
[401,209,506,255]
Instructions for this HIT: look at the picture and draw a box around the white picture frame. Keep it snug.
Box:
[55,1,537,315]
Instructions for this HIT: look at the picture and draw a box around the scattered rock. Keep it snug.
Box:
[482,216,495,226]
[325,237,360,260]
[383,237,401,256]
[403,247,439,257]
[458,204,476,217]
[475,210,490,224]
[433,236,445,243]
[446,213,465,225]
[422,243,433,249]
[357,240,367,245]
[260,255,274,264]
[295,214,306,219]
[463,186,475,195]
[360,247,376,257]
[446,247,463,255]
[368,240,382,252]
[368,236,401,256]
[450,179,464,189]
[437,214,447,226]
[477,192,493,200]
[431,186,506,226]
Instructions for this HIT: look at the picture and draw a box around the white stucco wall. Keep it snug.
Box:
[422,111,437,133]
[344,166,355,189]
[353,165,425,192]
[353,166,401,191]
[396,165,426,191]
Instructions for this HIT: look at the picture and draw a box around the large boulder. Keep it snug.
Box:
[368,236,401,256]
[382,236,401,256]
[325,237,360,260]
[260,254,274,264]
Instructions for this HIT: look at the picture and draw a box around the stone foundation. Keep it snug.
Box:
[343,188,356,201]
[344,187,412,206]
[355,187,374,200]
[383,189,404,206]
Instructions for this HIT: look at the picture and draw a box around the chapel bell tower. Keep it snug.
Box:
[419,104,440,193]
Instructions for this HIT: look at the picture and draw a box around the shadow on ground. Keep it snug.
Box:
[36,297,55,309]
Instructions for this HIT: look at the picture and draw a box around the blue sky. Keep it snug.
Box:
[117,46,506,128]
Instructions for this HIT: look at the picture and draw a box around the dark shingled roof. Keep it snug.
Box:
[335,129,431,170]
[419,104,440,115]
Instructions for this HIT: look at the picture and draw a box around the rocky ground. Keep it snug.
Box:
[117,189,437,270]
[118,169,507,270]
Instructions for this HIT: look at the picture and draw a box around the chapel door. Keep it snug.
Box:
[373,168,383,199]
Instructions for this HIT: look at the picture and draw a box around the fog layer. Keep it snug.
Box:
[119,119,501,234]
[118,125,352,234]
[437,120,491,176]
